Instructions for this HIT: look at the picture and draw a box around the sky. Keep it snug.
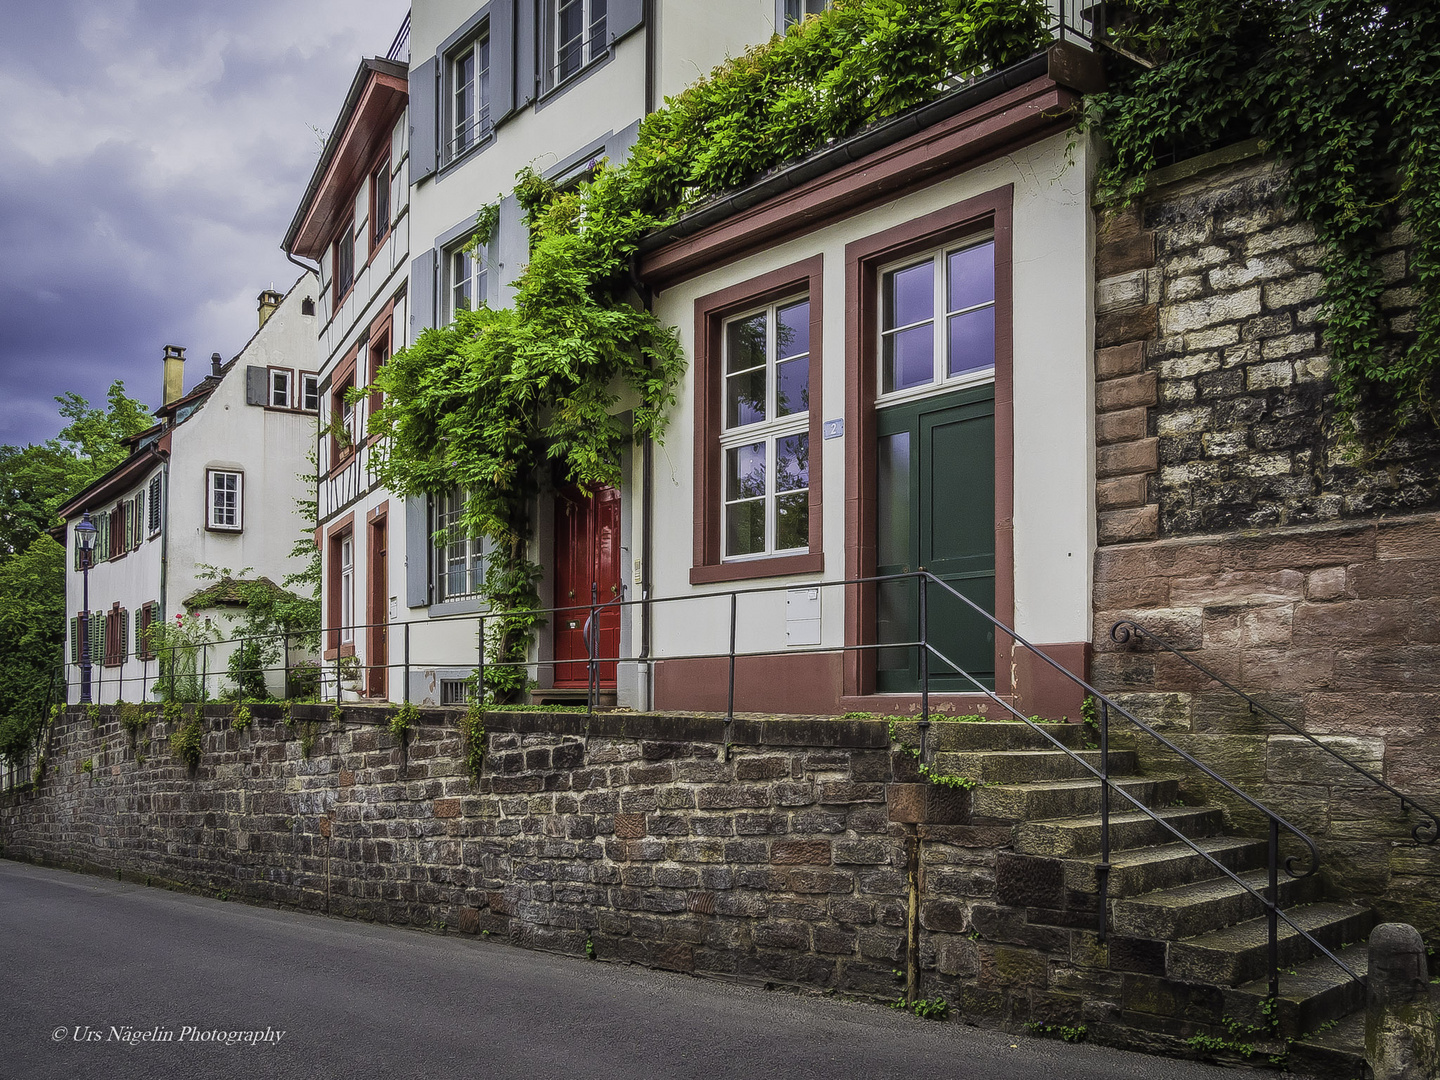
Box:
[0,0,410,448]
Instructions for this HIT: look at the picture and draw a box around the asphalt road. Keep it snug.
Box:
[0,860,1237,1080]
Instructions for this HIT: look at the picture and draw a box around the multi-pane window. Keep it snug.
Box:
[339,535,355,644]
[449,36,491,160]
[147,474,162,534]
[783,0,828,27]
[207,470,243,531]
[432,489,484,602]
[879,237,995,397]
[548,0,607,88]
[372,159,391,247]
[301,373,321,413]
[333,221,355,302]
[449,246,487,319]
[136,601,159,661]
[720,297,811,558]
[270,368,291,408]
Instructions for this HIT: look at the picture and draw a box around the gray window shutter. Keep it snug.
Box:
[405,495,431,608]
[410,55,439,181]
[515,0,536,110]
[608,0,645,44]
[496,193,525,304]
[410,251,437,337]
[245,365,266,405]
[491,0,516,122]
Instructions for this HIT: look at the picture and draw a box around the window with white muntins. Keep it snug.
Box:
[548,0,607,90]
[448,34,491,162]
[878,236,996,402]
[721,297,811,559]
[207,470,243,531]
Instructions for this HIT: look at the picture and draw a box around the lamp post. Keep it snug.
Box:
[75,513,97,704]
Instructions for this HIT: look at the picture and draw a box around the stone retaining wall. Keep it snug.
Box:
[1091,146,1440,934]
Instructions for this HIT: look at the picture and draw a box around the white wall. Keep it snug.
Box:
[647,131,1095,653]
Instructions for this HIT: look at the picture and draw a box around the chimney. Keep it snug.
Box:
[211,352,223,377]
[162,345,186,406]
[257,289,283,327]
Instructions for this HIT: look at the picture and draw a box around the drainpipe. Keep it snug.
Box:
[159,458,171,644]
[643,0,656,116]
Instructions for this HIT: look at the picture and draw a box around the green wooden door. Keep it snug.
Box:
[875,386,995,692]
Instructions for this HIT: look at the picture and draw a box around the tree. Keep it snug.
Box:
[0,382,153,557]
[0,536,65,766]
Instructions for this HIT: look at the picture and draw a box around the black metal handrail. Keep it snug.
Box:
[911,572,1360,998]
[1112,617,1440,846]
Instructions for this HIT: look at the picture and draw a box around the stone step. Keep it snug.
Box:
[982,777,1184,831]
[1225,946,1369,1039]
[892,720,1097,752]
[1015,804,1222,858]
[1286,1008,1367,1080]
[1111,866,1326,939]
[931,748,1139,785]
[1167,902,1374,987]
[1063,836,1270,897]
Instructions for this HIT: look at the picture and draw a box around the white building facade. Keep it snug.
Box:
[316,1,1103,716]
[59,284,321,703]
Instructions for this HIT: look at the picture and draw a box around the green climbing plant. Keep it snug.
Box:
[1091,0,1440,431]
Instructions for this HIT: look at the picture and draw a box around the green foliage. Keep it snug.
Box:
[892,996,949,1020]
[189,567,319,701]
[231,704,252,732]
[0,382,152,558]
[389,702,419,747]
[80,757,93,775]
[169,711,203,770]
[459,702,487,783]
[365,0,1053,691]
[148,612,217,703]
[585,934,596,960]
[917,763,984,790]
[0,536,65,767]
[297,719,319,759]
[1026,1021,1088,1043]
[1092,0,1440,430]
[118,701,147,745]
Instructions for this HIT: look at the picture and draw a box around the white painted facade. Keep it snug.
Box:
[61,282,321,704]
[322,2,1101,712]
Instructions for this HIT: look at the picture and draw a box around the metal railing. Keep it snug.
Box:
[44,570,1375,998]
[1112,617,1440,845]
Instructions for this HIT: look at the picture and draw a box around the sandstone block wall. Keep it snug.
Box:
[1091,147,1440,932]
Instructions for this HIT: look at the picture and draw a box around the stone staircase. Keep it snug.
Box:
[923,720,1374,1075]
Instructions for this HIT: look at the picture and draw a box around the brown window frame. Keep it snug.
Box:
[327,350,360,470]
[325,514,357,659]
[841,185,1015,704]
[370,154,392,254]
[690,254,825,585]
[205,468,245,532]
[332,217,356,307]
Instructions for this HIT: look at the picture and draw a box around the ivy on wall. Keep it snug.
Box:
[365,0,1052,700]
[1091,0,1440,430]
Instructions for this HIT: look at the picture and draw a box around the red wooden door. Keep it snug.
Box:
[553,485,621,688]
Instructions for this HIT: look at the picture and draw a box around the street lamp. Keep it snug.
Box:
[74,512,97,704]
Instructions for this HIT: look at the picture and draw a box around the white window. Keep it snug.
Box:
[878,237,995,401]
[270,369,292,408]
[448,35,491,162]
[720,297,811,558]
[448,245,487,320]
[207,470,243,531]
[432,489,485,601]
[339,535,355,643]
[547,0,607,90]
[301,373,321,413]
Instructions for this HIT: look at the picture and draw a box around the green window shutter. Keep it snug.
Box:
[70,617,79,664]
[119,609,129,663]
[90,616,102,666]
[96,515,108,562]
